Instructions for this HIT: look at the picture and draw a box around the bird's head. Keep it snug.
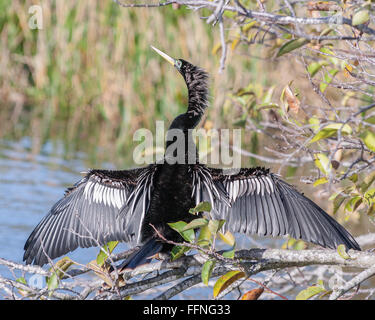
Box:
[151,46,208,88]
[151,46,209,130]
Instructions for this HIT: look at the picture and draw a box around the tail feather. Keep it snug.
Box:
[118,238,163,270]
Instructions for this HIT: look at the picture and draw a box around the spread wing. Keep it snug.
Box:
[23,166,157,266]
[193,166,360,251]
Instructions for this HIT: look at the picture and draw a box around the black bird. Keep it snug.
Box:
[23,47,360,267]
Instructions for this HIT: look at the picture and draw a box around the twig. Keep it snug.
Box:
[329,264,375,300]
[218,19,227,74]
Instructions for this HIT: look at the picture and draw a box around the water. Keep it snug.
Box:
[0,137,273,262]
[0,137,279,299]
[0,137,372,300]
[0,137,126,265]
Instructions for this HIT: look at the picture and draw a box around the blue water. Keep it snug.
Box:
[0,137,130,266]
[0,137,287,299]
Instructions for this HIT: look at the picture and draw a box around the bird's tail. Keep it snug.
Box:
[117,238,163,271]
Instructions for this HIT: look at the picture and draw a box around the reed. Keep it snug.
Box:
[0,2,217,162]
[0,0,306,166]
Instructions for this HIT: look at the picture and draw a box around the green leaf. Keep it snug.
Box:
[360,172,375,193]
[208,219,226,235]
[168,221,187,233]
[324,123,353,135]
[223,10,237,19]
[364,188,375,206]
[320,47,339,65]
[213,270,245,298]
[49,257,74,280]
[296,284,326,300]
[47,273,59,292]
[337,244,352,260]
[170,245,190,261]
[222,248,235,259]
[333,194,346,214]
[319,28,333,38]
[328,190,341,201]
[365,116,375,125]
[46,257,74,294]
[293,240,307,251]
[201,260,216,285]
[168,221,195,242]
[286,166,298,178]
[349,173,358,183]
[307,61,328,78]
[96,241,119,266]
[320,69,339,92]
[180,229,195,243]
[277,38,309,57]
[261,86,275,105]
[344,196,362,213]
[16,277,27,285]
[182,218,209,232]
[197,224,212,247]
[311,127,339,142]
[308,116,320,131]
[314,153,332,175]
[367,203,375,216]
[310,123,352,144]
[16,277,28,296]
[282,238,306,250]
[360,130,375,152]
[352,9,370,26]
[189,201,212,214]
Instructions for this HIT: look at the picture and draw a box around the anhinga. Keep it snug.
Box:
[23,47,360,268]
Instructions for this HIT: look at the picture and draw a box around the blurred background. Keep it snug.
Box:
[0,0,374,299]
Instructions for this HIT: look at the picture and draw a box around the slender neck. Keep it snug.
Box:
[185,68,209,123]
[163,66,208,164]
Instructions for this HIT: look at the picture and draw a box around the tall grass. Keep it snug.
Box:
[1,0,368,228]
[0,2,212,162]
[0,1,288,165]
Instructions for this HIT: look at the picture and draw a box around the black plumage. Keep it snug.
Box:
[23,47,360,267]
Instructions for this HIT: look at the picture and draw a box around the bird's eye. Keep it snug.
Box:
[175,60,182,69]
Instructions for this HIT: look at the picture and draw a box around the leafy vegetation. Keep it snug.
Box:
[0,0,375,300]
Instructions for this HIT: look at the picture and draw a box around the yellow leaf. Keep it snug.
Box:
[218,231,235,246]
[231,38,240,51]
[242,20,257,33]
[344,64,353,77]
[360,130,375,152]
[337,244,352,260]
[212,42,222,55]
[352,9,370,26]
[364,188,375,206]
[314,153,332,175]
[87,260,114,287]
[213,270,245,298]
[314,177,328,186]
[296,284,326,300]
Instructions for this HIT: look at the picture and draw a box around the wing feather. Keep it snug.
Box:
[196,166,360,251]
[23,167,156,266]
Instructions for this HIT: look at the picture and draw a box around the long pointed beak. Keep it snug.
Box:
[151,46,176,66]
